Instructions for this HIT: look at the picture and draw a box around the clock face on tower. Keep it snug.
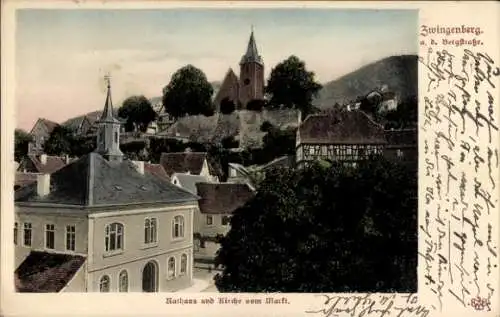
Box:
[244,78,250,85]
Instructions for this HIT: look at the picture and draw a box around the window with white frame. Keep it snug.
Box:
[23,223,32,247]
[14,222,18,245]
[172,216,184,239]
[118,270,128,292]
[180,254,187,275]
[206,215,213,225]
[45,224,55,249]
[105,223,124,252]
[99,275,110,292]
[144,218,158,244]
[167,257,176,279]
[66,225,76,251]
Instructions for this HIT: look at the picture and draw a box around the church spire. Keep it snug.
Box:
[95,74,123,162]
[240,27,263,65]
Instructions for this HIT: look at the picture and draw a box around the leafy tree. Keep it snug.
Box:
[220,97,236,115]
[118,95,157,133]
[162,65,214,118]
[265,55,322,116]
[14,129,32,162]
[43,126,74,155]
[215,156,417,292]
[70,135,96,157]
[247,99,266,111]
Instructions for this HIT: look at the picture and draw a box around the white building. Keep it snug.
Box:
[14,79,199,293]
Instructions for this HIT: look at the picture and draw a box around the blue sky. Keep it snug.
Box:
[16,8,417,130]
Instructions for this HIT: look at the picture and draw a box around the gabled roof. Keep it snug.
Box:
[15,251,86,293]
[298,110,387,145]
[30,118,60,135]
[160,152,209,177]
[213,68,240,103]
[20,155,68,174]
[144,163,169,181]
[172,173,211,194]
[196,182,255,215]
[15,153,198,207]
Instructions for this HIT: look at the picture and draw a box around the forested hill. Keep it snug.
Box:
[314,55,418,108]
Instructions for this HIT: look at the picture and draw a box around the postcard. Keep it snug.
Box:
[1,1,498,316]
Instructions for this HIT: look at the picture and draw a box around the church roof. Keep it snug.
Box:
[15,152,198,208]
[298,110,387,145]
[240,30,263,65]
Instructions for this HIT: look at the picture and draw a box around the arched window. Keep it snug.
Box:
[142,261,158,292]
[99,275,110,292]
[105,223,124,252]
[144,218,157,244]
[167,257,176,280]
[172,216,184,239]
[118,270,128,292]
[180,254,187,275]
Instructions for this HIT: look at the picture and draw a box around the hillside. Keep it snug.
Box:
[314,55,418,108]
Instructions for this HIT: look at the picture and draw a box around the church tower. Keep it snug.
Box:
[238,27,264,109]
[95,75,123,163]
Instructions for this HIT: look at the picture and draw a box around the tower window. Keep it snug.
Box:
[114,131,118,143]
[244,78,250,85]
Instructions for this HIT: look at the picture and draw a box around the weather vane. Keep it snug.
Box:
[104,72,111,88]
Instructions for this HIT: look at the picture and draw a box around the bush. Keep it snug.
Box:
[220,98,236,115]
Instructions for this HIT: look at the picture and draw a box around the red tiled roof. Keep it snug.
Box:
[15,251,86,292]
[195,182,255,215]
[24,155,68,174]
[384,129,418,147]
[144,163,169,181]
[298,110,387,145]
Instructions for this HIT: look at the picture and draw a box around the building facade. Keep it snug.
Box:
[296,110,388,167]
[14,79,199,293]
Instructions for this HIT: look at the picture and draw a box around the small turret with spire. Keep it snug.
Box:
[94,74,124,163]
[240,25,263,66]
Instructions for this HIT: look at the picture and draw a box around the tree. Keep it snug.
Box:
[220,97,236,115]
[43,126,74,155]
[265,55,322,116]
[14,129,32,162]
[215,156,417,292]
[162,65,214,118]
[247,99,266,111]
[118,95,157,133]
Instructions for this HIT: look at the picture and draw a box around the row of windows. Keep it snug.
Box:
[16,215,186,254]
[99,255,188,292]
[105,216,185,252]
[14,222,76,251]
[206,215,231,226]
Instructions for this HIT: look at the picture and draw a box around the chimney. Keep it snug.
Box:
[40,154,47,165]
[37,174,51,197]
[132,160,145,175]
[65,154,70,164]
